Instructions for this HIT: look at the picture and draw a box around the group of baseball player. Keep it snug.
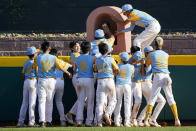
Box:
[17,3,181,128]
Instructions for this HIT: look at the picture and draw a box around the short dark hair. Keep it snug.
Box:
[122,61,129,64]
[41,40,50,52]
[81,41,91,54]
[130,46,140,54]
[98,43,108,55]
[50,48,58,56]
[69,41,79,49]
[28,54,34,59]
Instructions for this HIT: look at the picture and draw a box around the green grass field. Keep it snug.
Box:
[0,127,196,131]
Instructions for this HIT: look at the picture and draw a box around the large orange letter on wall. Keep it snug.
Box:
[86,6,131,54]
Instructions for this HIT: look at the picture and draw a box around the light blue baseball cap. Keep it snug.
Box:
[144,46,153,53]
[133,51,142,61]
[121,4,133,13]
[27,46,38,55]
[120,52,129,61]
[95,29,105,38]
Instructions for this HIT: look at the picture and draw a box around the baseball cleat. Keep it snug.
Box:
[138,121,144,127]
[149,120,161,127]
[28,121,39,127]
[46,122,52,127]
[76,121,83,127]
[132,119,138,127]
[104,113,112,126]
[144,120,150,127]
[39,122,46,128]
[65,114,74,125]
[17,121,27,127]
[124,122,131,127]
[175,119,181,127]
[85,123,94,127]
[114,122,121,127]
[60,120,66,126]
[97,122,103,127]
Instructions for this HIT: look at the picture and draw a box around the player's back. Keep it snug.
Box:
[96,55,115,79]
[23,59,36,79]
[129,9,157,27]
[142,57,152,80]
[116,63,134,85]
[149,50,170,74]
[90,38,112,56]
[36,53,56,78]
[70,52,80,73]
[132,62,142,82]
[76,54,94,78]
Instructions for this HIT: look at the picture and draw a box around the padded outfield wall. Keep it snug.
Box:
[0,56,196,121]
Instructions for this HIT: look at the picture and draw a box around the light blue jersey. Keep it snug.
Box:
[129,57,142,82]
[76,54,94,78]
[122,9,157,32]
[56,59,70,79]
[90,38,112,56]
[142,57,152,80]
[36,53,58,78]
[116,63,134,85]
[70,52,80,73]
[23,59,36,79]
[96,56,118,79]
[147,50,170,74]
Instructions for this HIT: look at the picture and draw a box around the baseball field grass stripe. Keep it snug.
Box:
[0,127,196,131]
[0,55,196,67]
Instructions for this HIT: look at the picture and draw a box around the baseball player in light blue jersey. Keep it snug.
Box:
[33,41,71,127]
[112,4,161,48]
[90,28,115,57]
[49,48,72,126]
[94,43,119,127]
[17,46,39,127]
[75,41,95,126]
[114,52,134,127]
[65,41,81,124]
[129,51,143,127]
[137,46,166,127]
[144,37,181,127]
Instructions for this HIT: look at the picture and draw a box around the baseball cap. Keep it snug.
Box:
[27,46,39,55]
[155,37,164,47]
[95,29,104,38]
[144,46,153,53]
[133,51,142,61]
[121,4,133,13]
[120,52,129,61]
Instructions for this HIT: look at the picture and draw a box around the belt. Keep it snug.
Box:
[98,77,113,79]
[145,20,158,28]
[134,81,141,83]
[25,78,35,80]
[142,79,152,82]
[39,77,56,79]
[73,73,77,75]
[154,72,168,75]
[57,78,64,80]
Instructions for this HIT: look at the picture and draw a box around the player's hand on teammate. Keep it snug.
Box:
[68,72,72,78]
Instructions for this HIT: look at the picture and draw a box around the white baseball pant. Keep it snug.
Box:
[55,78,65,121]
[69,74,79,115]
[114,84,132,124]
[133,21,161,48]
[96,78,117,123]
[18,79,37,123]
[37,78,56,122]
[76,78,94,124]
[137,80,166,122]
[148,73,176,107]
[131,82,142,119]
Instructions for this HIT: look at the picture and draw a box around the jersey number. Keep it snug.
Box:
[120,70,126,79]
[80,61,86,71]
[156,57,167,68]
[41,61,51,72]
